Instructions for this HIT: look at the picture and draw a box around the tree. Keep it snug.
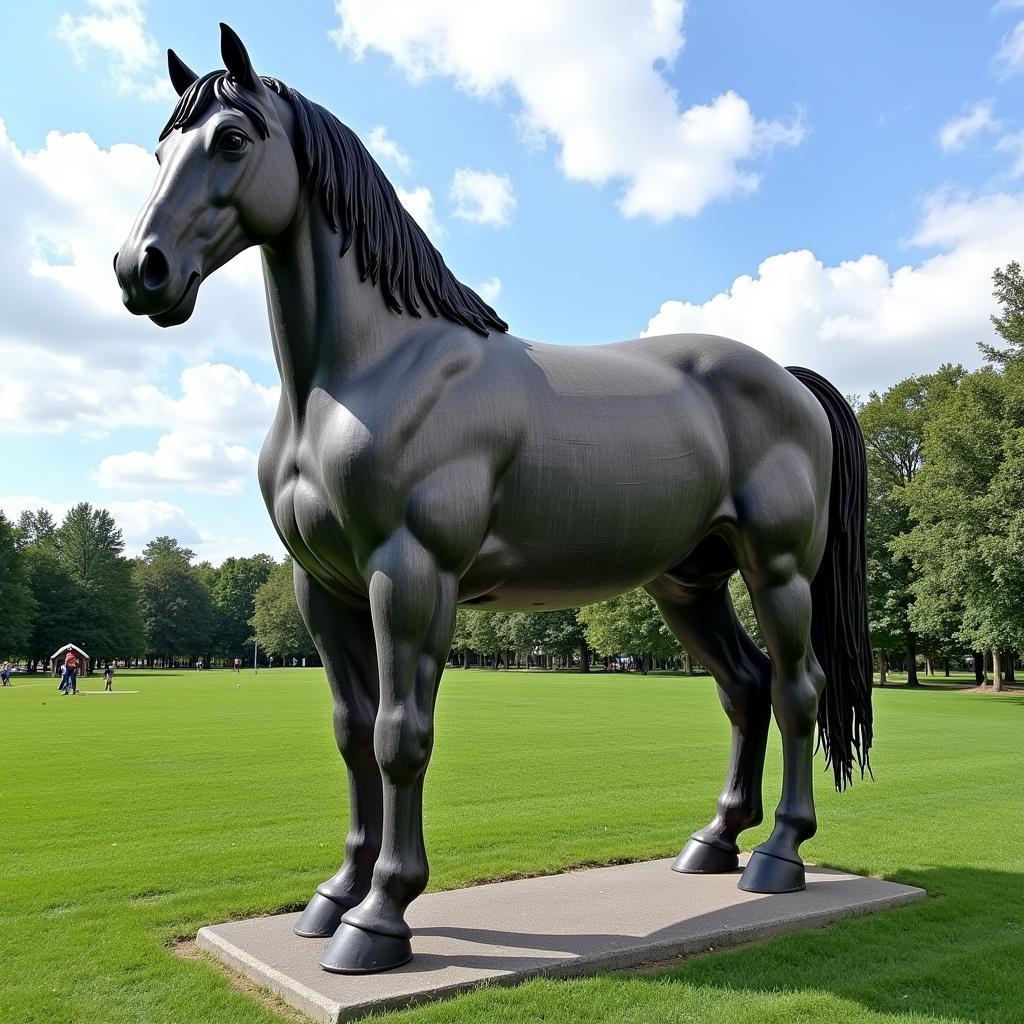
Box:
[0,512,36,659]
[451,608,474,667]
[535,609,588,668]
[53,504,142,662]
[133,536,211,664]
[251,560,312,661]
[578,588,681,671]
[465,611,506,667]
[857,367,963,684]
[981,260,1024,365]
[17,508,57,546]
[210,554,276,658]
[21,541,78,669]
[899,364,1024,690]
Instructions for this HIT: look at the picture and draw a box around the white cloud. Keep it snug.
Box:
[396,184,442,239]
[85,363,278,495]
[330,0,805,221]
[995,20,1024,77]
[0,494,199,553]
[366,124,411,172]
[56,0,171,102]
[475,276,501,304]
[104,499,204,548]
[450,169,516,226]
[643,189,1024,395]
[158,363,279,440]
[0,493,282,564]
[0,118,270,437]
[996,130,1024,177]
[939,100,998,151]
[94,433,259,495]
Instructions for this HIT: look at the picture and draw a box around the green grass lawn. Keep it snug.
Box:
[1,668,1021,1024]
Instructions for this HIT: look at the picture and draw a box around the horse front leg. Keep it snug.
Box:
[321,528,456,974]
[291,565,382,938]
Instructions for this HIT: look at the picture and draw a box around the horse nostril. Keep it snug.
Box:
[141,246,170,290]
[112,251,120,276]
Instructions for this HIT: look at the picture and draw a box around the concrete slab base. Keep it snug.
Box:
[197,856,925,1024]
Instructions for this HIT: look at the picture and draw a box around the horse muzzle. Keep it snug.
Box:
[113,244,201,327]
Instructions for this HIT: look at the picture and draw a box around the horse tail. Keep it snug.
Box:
[787,365,873,791]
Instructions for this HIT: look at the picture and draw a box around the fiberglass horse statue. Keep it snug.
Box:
[115,25,873,975]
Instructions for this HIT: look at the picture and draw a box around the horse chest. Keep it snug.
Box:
[261,408,387,593]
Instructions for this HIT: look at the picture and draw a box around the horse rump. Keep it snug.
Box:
[787,366,874,790]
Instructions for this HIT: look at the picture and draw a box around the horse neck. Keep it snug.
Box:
[260,197,408,416]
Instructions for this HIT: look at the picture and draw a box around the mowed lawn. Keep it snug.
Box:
[1,669,1021,1024]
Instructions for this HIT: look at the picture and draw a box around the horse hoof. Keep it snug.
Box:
[672,836,740,874]
[294,892,347,938]
[737,848,805,893]
[320,922,413,974]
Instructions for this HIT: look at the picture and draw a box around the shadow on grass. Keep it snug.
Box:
[379,866,1024,1024]
[630,864,1024,1024]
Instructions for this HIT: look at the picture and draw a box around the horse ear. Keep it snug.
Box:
[167,49,199,97]
[220,23,261,90]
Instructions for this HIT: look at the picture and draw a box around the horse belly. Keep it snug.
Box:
[460,404,727,608]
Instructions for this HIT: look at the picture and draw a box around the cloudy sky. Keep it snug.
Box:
[2,1,1024,562]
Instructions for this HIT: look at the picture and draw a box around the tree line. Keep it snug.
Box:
[3,263,1024,683]
[0,507,305,669]
[860,262,1024,692]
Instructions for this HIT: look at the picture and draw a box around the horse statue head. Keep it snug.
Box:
[114,23,506,335]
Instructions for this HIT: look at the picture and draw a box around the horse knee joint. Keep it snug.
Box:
[773,668,822,734]
[335,706,374,759]
[375,709,433,782]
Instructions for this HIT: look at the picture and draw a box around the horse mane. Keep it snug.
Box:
[160,72,508,337]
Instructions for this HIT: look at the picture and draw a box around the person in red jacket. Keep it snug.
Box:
[63,650,79,695]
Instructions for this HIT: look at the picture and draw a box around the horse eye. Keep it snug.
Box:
[220,131,248,154]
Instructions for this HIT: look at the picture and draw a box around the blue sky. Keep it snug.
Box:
[3,1,1024,562]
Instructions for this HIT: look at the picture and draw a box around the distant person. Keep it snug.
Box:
[233,657,241,673]
[64,649,79,695]
[103,663,114,692]
[1,661,11,686]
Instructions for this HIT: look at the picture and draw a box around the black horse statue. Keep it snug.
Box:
[115,25,873,975]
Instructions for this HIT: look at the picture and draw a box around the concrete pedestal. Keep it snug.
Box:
[197,856,924,1023]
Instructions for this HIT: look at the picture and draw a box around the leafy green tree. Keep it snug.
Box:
[133,536,211,664]
[857,367,962,684]
[250,560,312,661]
[210,554,276,658]
[17,509,57,546]
[899,361,1024,690]
[451,608,474,667]
[21,542,77,669]
[53,503,142,662]
[981,260,1024,365]
[536,609,588,668]
[465,610,506,667]
[0,512,36,659]
[578,588,680,671]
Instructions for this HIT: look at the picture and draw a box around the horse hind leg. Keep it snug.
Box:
[730,453,828,894]
[648,555,771,873]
